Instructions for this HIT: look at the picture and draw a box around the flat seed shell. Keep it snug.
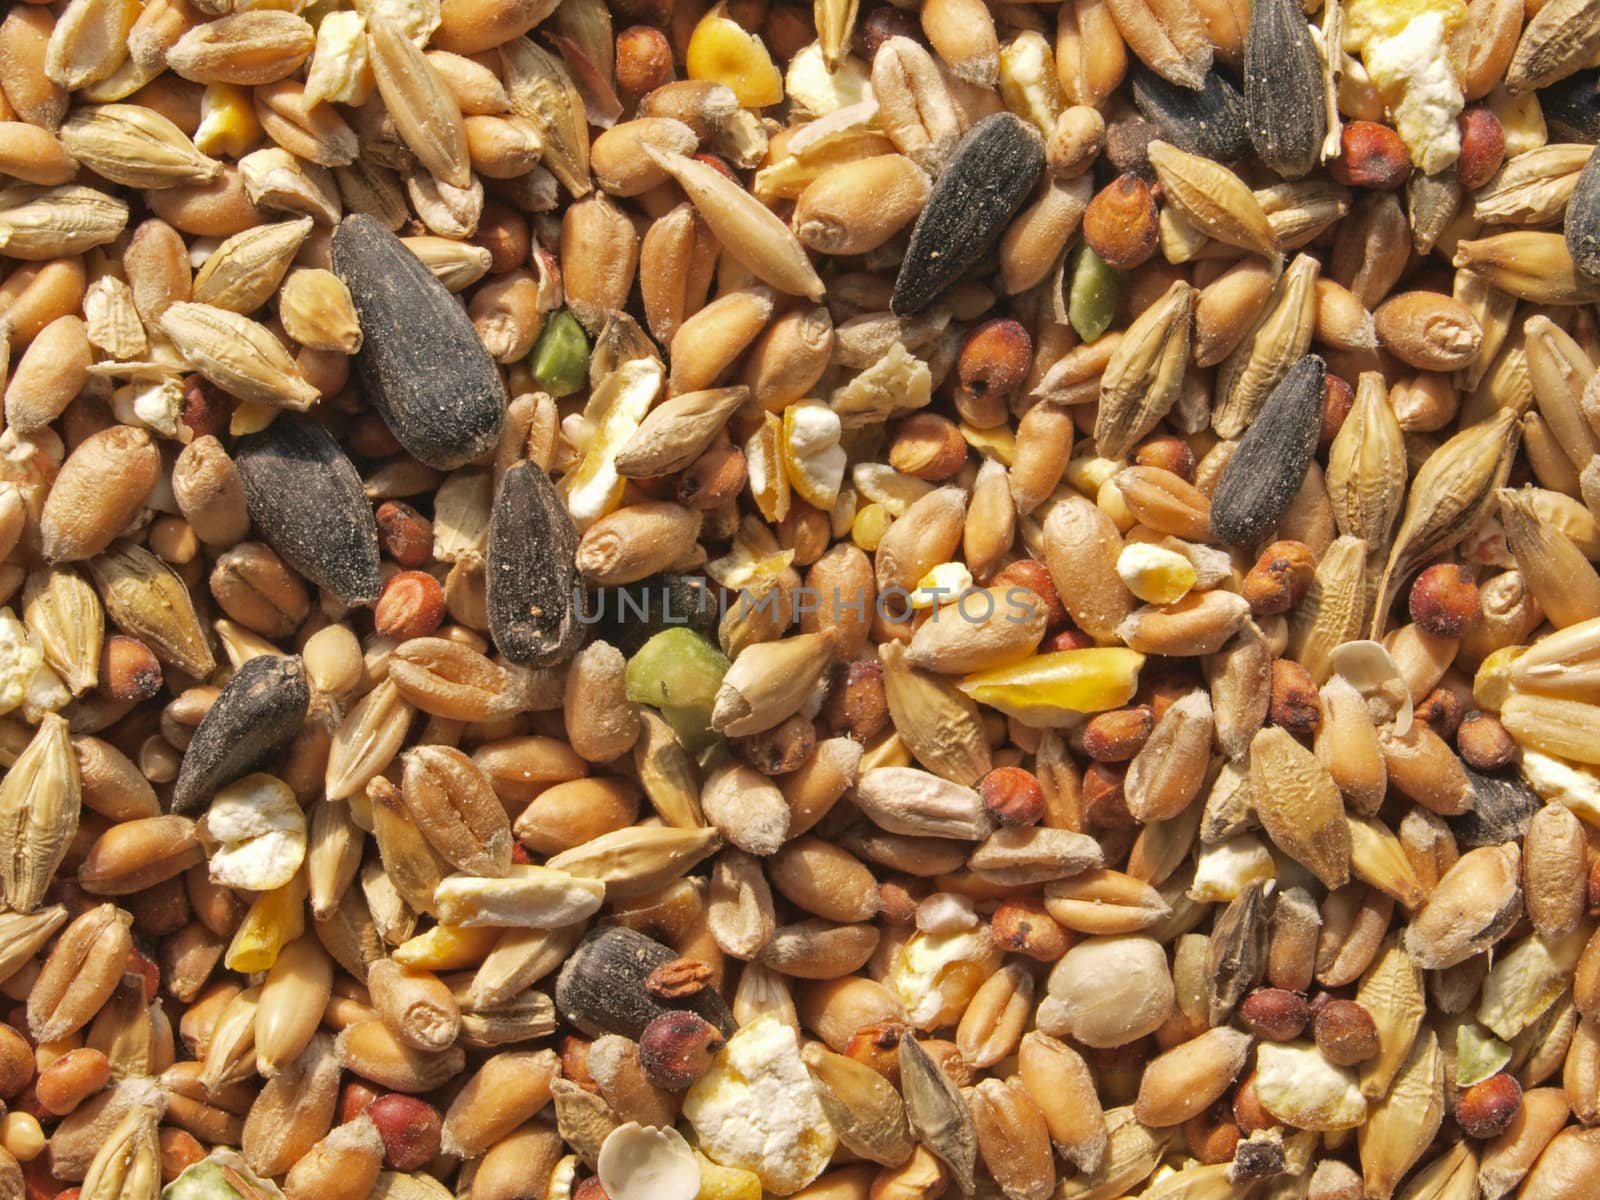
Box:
[1244,0,1327,179]
[1209,354,1326,545]
[171,654,310,815]
[332,213,507,470]
[486,461,583,667]
[892,113,1045,316]
[1132,67,1248,164]
[234,415,383,606]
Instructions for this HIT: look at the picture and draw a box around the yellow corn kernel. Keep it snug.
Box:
[830,486,858,539]
[1064,454,1122,497]
[888,927,1003,1030]
[746,411,791,523]
[997,31,1063,134]
[957,647,1147,722]
[230,399,280,437]
[1473,645,1526,713]
[911,561,973,609]
[781,399,846,510]
[1096,477,1136,533]
[393,922,500,970]
[304,10,376,108]
[225,872,308,973]
[960,422,1016,466]
[695,1153,763,1200]
[194,84,262,159]
[1116,543,1197,605]
[687,4,783,108]
[859,729,913,771]
[851,502,889,551]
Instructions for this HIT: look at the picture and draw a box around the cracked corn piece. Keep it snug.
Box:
[682,1015,838,1195]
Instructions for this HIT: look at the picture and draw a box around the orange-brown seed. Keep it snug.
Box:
[1409,562,1480,638]
[0,1025,34,1099]
[823,658,889,743]
[1232,1073,1279,1135]
[1319,375,1355,447]
[1456,1072,1522,1139]
[1182,1103,1242,1164]
[374,571,446,640]
[1134,435,1196,483]
[1082,173,1159,270]
[1458,710,1515,772]
[34,1047,110,1116]
[956,319,1032,427]
[1082,761,1134,830]
[889,412,968,481]
[1455,106,1505,191]
[638,1011,726,1091]
[366,1094,443,1170]
[375,500,433,568]
[978,766,1046,826]
[616,26,674,96]
[991,559,1065,627]
[1269,659,1322,735]
[990,897,1072,961]
[1415,686,1463,740]
[1082,705,1154,762]
[1329,122,1411,190]
[646,958,714,999]
[1242,540,1317,617]
[160,1127,206,1181]
[100,635,164,702]
[677,442,747,510]
[1237,988,1310,1042]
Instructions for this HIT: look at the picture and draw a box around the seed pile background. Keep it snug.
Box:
[1,0,1600,1196]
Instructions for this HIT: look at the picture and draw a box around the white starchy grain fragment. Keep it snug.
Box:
[1253,1042,1368,1129]
[0,606,48,716]
[683,1014,838,1194]
[204,773,307,891]
[1189,834,1277,902]
[888,926,1000,1027]
[1520,749,1600,825]
[1476,925,1588,1040]
[433,866,606,927]
[785,42,871,117]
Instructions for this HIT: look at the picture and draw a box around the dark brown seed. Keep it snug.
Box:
[1311,999,1379,1065]
[486,461,583,667]
[554,926,736,1041]
[170,654,310,814]
[1104,117,1160,177]
[1244,0,1327,179]
[1132,66,1248,164]
[234,415,383,606]
[1237,988,1310,1041]
[892,113,1045,315]
[331,213,507,469]
[1209,355,1326,545]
